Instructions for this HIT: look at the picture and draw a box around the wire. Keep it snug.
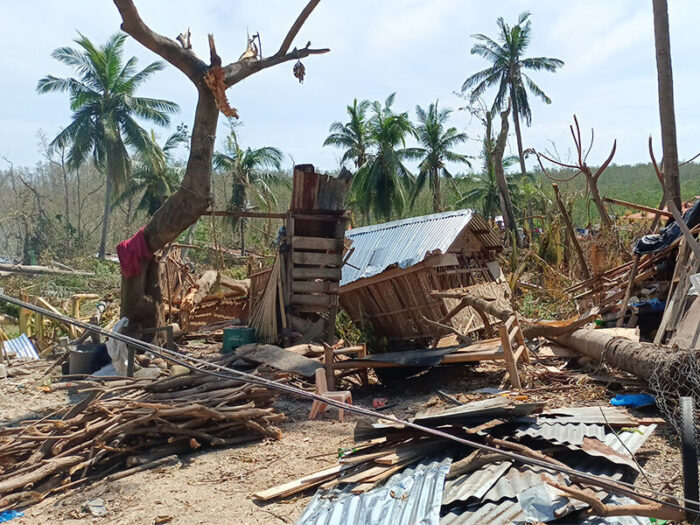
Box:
[1,291,697,515]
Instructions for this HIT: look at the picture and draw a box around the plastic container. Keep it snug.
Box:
[222,327,256,354]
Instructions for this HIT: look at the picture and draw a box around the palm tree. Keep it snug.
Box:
[113,127,189,218]
[457,162,519,222]
[323,98,373,169]
[37,33,178,258]
[411,101,470,212]
[354,94,415,222]
[213,128,283,253]
[462,12,563,180]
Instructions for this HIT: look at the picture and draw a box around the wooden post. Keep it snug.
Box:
[617,254,641,328]
[499,324,521,389]
[323,343,335,391]
[553,183,591,279]
[668,202,700,261]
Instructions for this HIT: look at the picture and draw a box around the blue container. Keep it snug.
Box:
[222,327,256,353]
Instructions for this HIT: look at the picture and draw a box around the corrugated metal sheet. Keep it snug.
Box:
[3,334,39,360]
[515,422,607,445]
[340,210,499,286]
[297,457,451,525]
[441,499,525,525]
[442,461,510,506]
[538,406,637,425]
[601,424,657,456]
[440,424,657,525]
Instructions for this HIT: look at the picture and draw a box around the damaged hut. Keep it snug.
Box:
[339,210,503,351]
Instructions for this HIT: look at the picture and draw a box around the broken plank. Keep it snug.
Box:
[254,464,346,500]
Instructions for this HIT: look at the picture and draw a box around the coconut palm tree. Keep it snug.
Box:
[213,128,283,253]
[462,12,563,180]
[112,127,189,218]
[354,93,415,222]
[410,101,470,212]
[37,32,178,258]
[323,98,373,169]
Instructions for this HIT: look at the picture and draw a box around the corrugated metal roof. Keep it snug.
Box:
[3,334,39,360]
[340,210,499,286]
[440,424,656,525]
[296,457,451,525]
[442,461,510,506]
[441,499,525,525]
[601,424,657,456]
[515,423,607,445]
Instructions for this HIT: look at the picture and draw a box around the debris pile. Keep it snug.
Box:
[258,398,669,523]
[0,365,283,509]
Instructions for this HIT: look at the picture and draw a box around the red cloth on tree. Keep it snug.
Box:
[116,227,152,278]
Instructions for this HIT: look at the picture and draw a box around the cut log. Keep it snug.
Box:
[180,270,219,330]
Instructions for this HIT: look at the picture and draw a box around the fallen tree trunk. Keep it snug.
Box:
[0,264,94,277]
[431,292,595,339]
[553,329,685,382]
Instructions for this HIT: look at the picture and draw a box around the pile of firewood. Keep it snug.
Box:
[0,370,283,509]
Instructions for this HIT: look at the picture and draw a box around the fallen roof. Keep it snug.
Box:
[340,210,501,287]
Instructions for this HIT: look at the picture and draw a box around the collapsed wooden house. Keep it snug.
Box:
[339,210,504,350]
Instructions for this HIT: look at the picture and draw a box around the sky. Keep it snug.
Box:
[2,0,700,174]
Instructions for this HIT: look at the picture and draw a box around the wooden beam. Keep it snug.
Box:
[292,294,337,307]
[292,252,342,267]
[554,183,591,279]
[603,197,674,219]
[291,281,339,294]
[292,267,342,280]
[292,236,343,251]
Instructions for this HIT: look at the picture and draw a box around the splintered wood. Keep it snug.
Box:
[0,367,283,509]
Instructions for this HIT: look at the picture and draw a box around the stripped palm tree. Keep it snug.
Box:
[37,32,178,258]
[112,127,189,218]
[213,128,283,252]
[410,101,470,212]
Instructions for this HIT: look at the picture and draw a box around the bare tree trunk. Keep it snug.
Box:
[553,183,591,279]
[509,86,528,180]
[586,174,613,227]
[653,0,681,210]
[432,167,442,212]
[113,0,328,330]
[493,102,519,245]
[98,177,113,259]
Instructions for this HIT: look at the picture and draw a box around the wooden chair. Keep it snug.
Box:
[309,368,352,421]
[498,314,530,389]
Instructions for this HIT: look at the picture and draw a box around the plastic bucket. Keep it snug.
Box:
[222,327,256,354]
[69,348,98,375]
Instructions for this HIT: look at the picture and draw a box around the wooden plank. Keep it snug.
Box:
[292,251,342,267]
[292,236,343,251]
[500,325,521,389]
[292,294,337,307]
[292,281,339,294]
[603,197,674,219]
[254,464,346,500]
[203,210,287,219]
[292,267,343,280]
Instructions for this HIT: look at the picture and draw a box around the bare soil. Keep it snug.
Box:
[0,355,685,525]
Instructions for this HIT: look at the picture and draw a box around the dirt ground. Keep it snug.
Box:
[0,354,686,525]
